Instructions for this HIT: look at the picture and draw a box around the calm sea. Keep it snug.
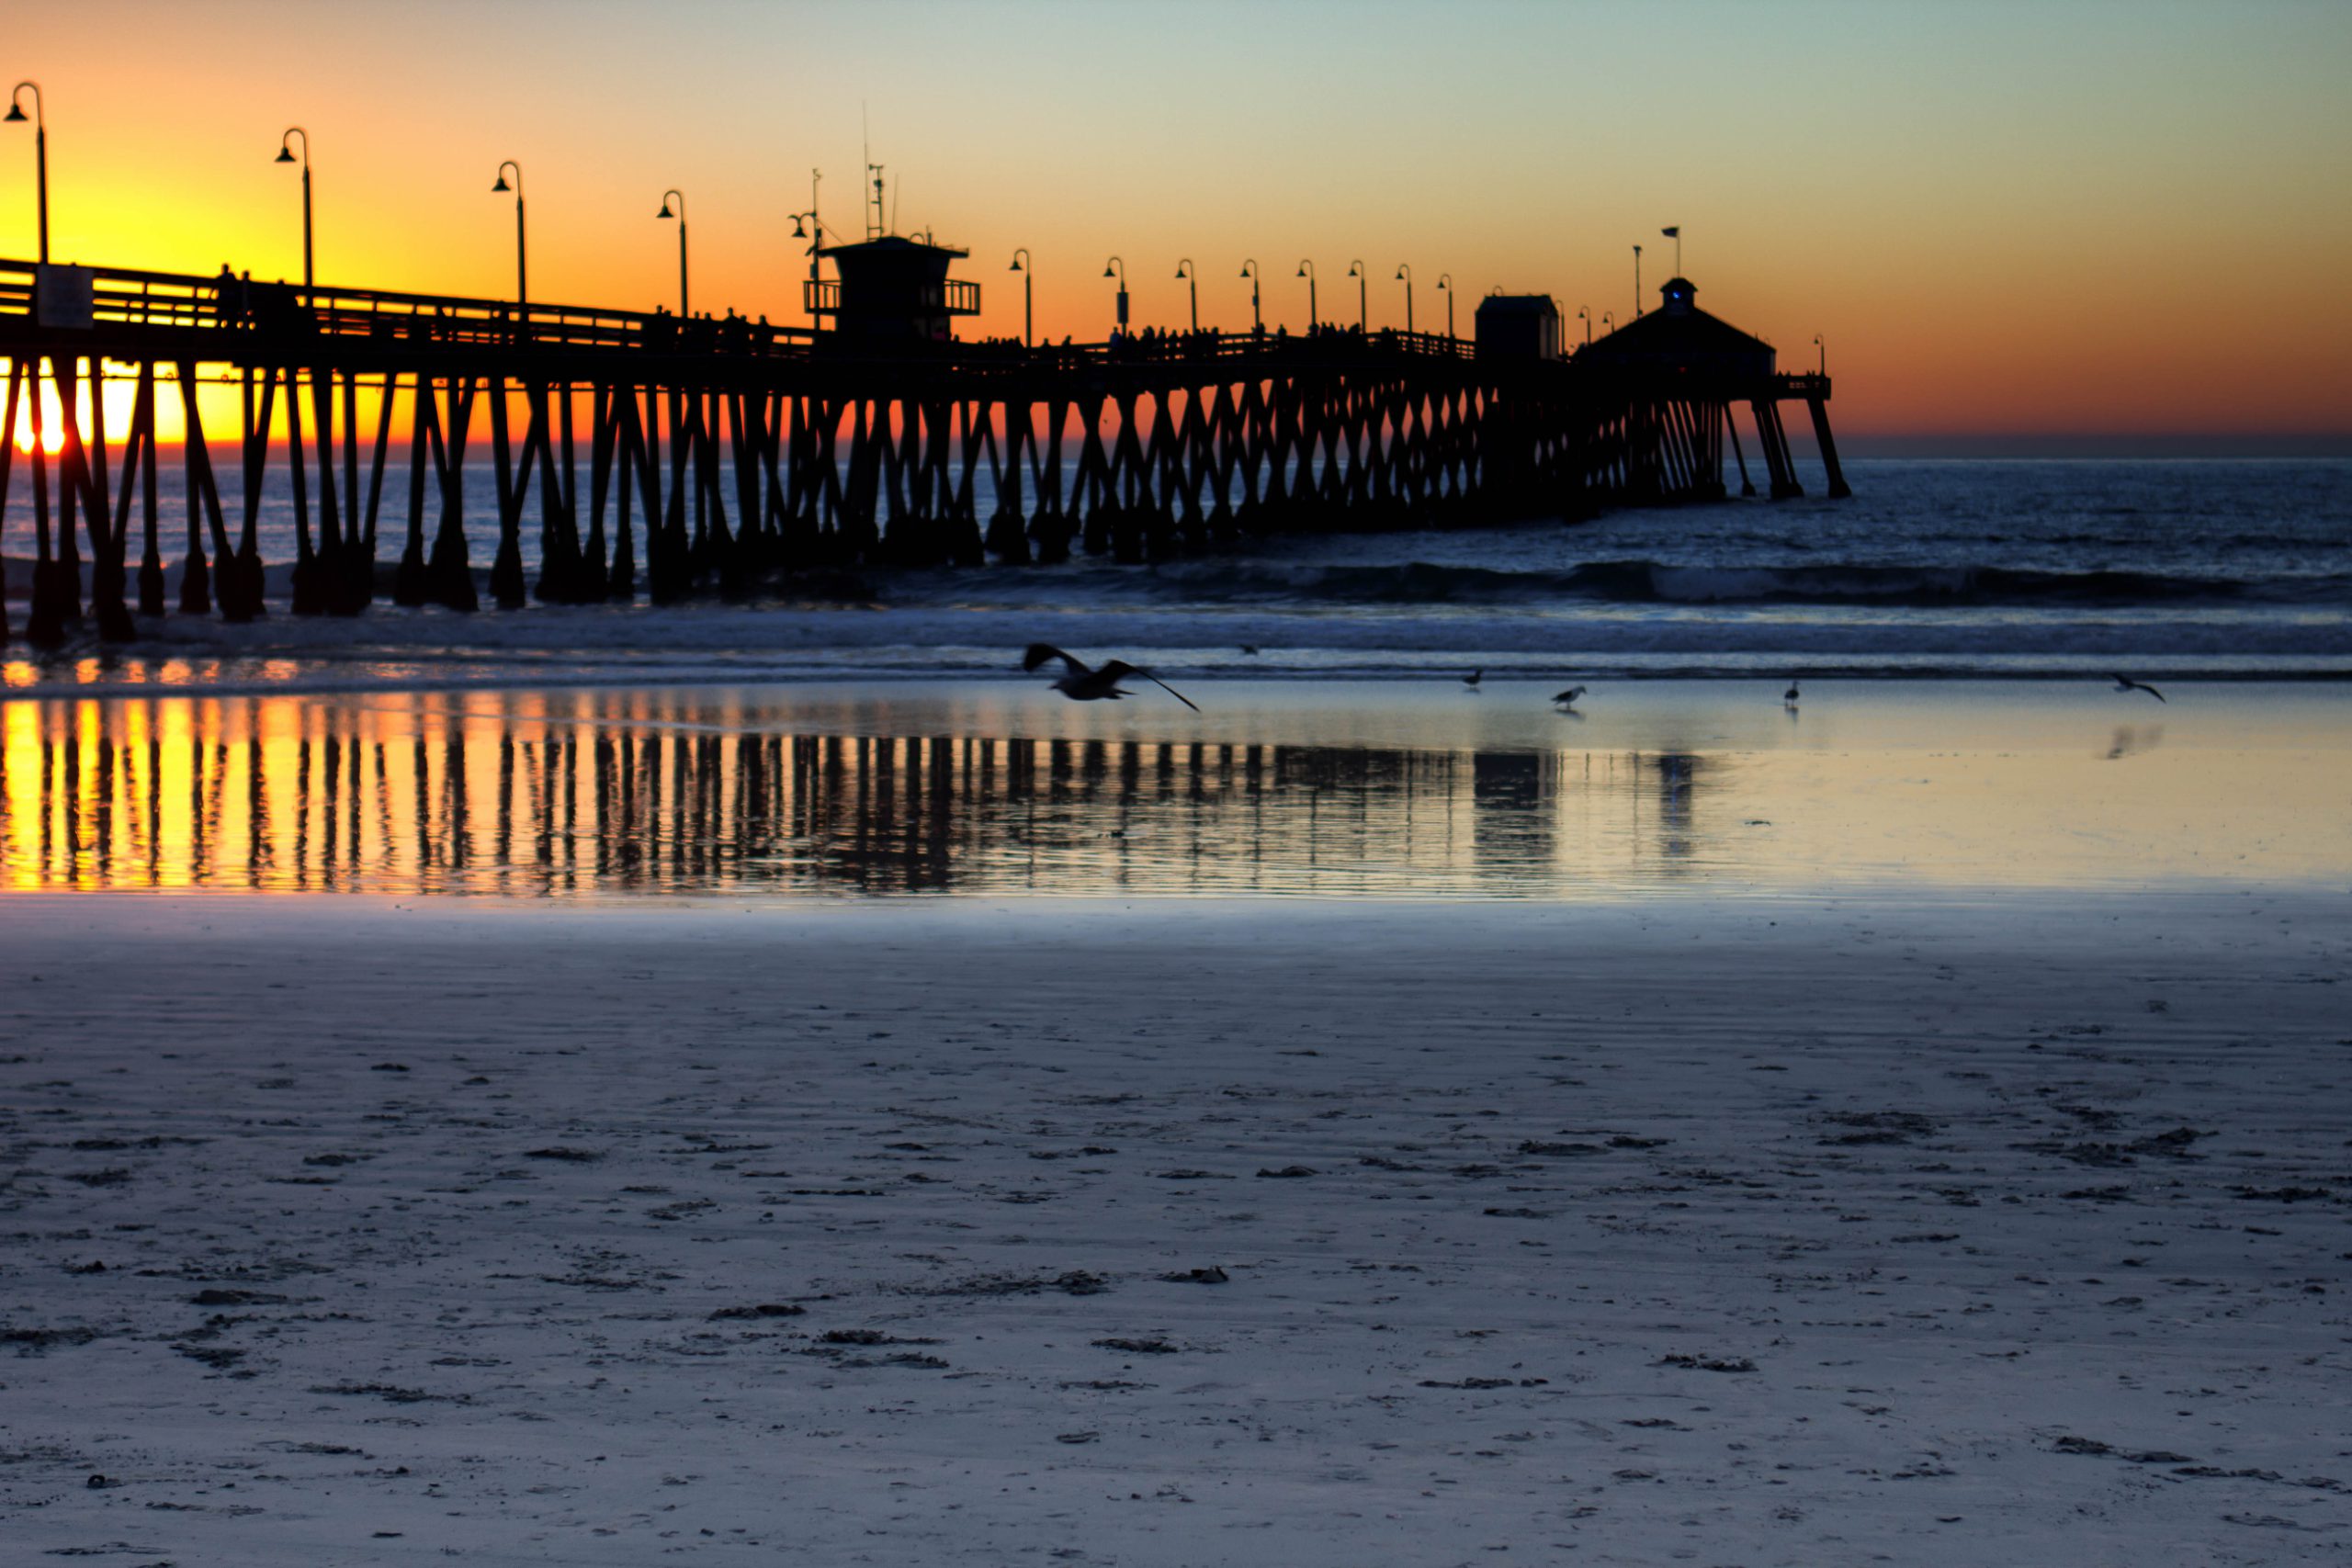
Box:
[3,457,2347,692]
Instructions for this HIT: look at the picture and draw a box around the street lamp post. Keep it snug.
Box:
[1295,260,1317,329]
[1632,243,1643,318]
[1175,258,1198,332]
[1577,305,1591,345]
[1395,264,1413,334]
[787,167,823,325]
[1436,273,1453,340]
[1239,259,1261,332]
[1007,248,1032,345]
[1814,333,1825,377]
[789,210,823,323]
[275,127,313,289]
[657,189,687,318]
[1346,260,1366,331]
[491,161,526,308]
[5,81,47,264]
[1102,255,1127,333]
[1601,310,1614,335]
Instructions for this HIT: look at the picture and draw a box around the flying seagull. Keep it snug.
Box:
[1552,685,1587,708]
[1023,644,1200,711]
[2111,673,2165,703]
[1782,680,1801,705]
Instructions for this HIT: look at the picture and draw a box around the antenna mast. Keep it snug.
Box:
[862,107,885,241]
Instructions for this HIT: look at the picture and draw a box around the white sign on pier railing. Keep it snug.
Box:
[34,264,95,329]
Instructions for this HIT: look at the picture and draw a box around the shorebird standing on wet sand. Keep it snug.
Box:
[1553,685,1587,708]
[2111,673,2166,703]
[1462,670,1483,690]
[1023,644,1201,710]
[1783,679,1801,707]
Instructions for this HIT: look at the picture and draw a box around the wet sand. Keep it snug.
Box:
[6,679,2350,898]
[3,889,2347,1563]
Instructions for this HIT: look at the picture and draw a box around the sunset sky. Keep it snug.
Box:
[4,0,2348,443]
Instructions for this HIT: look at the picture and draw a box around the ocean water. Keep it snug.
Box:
[3,456,2347,692]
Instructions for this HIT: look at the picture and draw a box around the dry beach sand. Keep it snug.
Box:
[2,890,2348,1564]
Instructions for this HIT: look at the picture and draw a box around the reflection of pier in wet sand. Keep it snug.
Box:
[0,694,1721,897]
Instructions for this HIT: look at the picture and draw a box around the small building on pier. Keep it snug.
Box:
[1576,276,1845,503]
[1576,277,1772,378]
[806,234,981,343]
[1474,293,1562,360]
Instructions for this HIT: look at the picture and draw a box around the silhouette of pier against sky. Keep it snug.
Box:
[0,239,1843,651]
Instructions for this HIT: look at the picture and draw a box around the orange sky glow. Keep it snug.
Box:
[4,0,2349,447]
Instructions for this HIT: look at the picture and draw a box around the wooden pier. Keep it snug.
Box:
[0,256,1845,649]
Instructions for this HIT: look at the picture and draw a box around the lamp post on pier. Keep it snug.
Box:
[1296,259,1317,329]
[1008,247,1032,346]
[790,209,823,325]
[1632,243,1642,318]
[275,127,312,288]
[1577,305,1591,345]
[1395,264,1413,334]
[491,161,526,308]
[1346,260,1366,332]
[789,166,823,325]
[1240,259,1261,332]
[5,81,48,263]
[1436,273,1453,340]
[657,188,687,318]
[1102,255,1127,333]
[1814,333,1825,377]
[1601,310,1613,335]
[1175,258,1198,332]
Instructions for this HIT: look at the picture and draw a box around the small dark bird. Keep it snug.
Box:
[2111,673,2165,703]
[1782,680,1801,705]
[1552,685,1587,707]
[1239,645,1259,656]
[1023,643,1199,710]
[1462,670,1483,689]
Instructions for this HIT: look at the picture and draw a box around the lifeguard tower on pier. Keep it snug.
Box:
[805,234,979,344]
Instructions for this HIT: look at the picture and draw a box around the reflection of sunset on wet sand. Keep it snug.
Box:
[6,682,2346,898]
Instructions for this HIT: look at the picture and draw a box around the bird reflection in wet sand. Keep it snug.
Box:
[1023,644,1200,710]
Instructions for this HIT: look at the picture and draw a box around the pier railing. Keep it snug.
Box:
[0,257,1475,370]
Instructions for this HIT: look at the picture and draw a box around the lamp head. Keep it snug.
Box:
[1296,265,1307,277]
[3,103,24,124]
[1102,265,1115,278]
[658,200,674,220]
[276,146,297,164]
[492,174,511,193]
[1008,254,1022,272]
